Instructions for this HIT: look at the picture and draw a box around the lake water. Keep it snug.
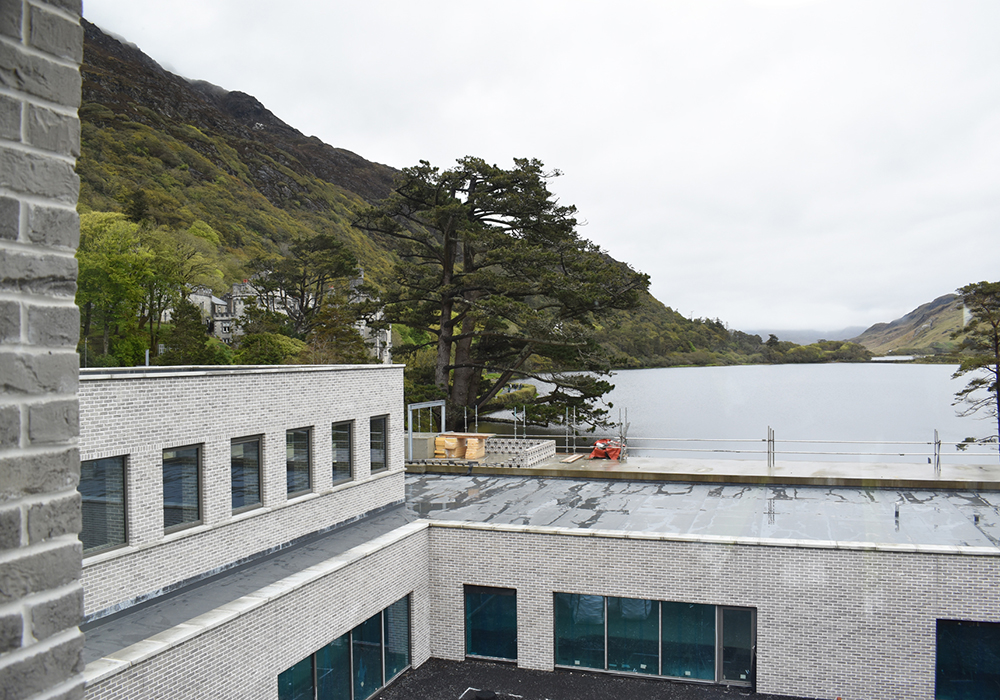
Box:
[477,363,999,463]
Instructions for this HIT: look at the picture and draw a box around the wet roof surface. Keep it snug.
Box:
[84,473,1000,664]
[405,474,1000,548]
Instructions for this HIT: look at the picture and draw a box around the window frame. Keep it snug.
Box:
[80,454,128,556]
[465,585,518,661]
[231,435,263,513]
[278,595,411,700]
[286,427,312,497]
[332,421,353,485]
[553,593,756,688]
[369,415,388,474]
[162,444,202,534]
[936,618,1000,699]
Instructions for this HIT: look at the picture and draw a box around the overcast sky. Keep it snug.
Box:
[82,0,1000,334]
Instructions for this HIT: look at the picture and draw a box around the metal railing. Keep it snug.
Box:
[505,428,998,468]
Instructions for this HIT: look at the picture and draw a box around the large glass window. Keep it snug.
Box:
[79,456,126,555]
[384,596,411,682]
[370,416,387,474]
[554,593,605,670]
[231,436,262,512]
[278,596,411,700]
[465,585,517,660]
[720,607,755,685]
[937,619,1000,699]
[163,445,200,531]
[352,613,383,700]
[316,636,350,700]
[608,596,659,675]
[277,656,313,700]
[661,601,715,680]
[332,421,353,484]
[286,428,311,496]
[554,594,754,687]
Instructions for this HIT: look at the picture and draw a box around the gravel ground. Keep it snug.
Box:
[372,658,811,700]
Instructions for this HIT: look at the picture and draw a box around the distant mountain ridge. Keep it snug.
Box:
[744,326,868,346]
[850,294,964,356]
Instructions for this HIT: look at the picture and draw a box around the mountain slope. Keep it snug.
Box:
[79,19,398,281]
[77,20,827,369]
[850,294,964,355]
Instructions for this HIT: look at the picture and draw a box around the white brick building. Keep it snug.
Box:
[75,367,1000,700]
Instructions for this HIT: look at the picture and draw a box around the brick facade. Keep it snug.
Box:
[80,513,1000,700]
[0,1,85,698]
[78,365,405,619]
[426,523,1000,700]
[84,524,431,699]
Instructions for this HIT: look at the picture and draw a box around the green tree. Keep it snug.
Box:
[354,157,649,429]
[952,281,1000,454]
[157,298,228,365]
[76,212,152,362]
[302,291,373,364]
[233,332,306,365]
[139,225,225,358]
[245,233,357,337]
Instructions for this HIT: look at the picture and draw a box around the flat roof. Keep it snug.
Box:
[83,470,1000,669]
[405,473,1000,550]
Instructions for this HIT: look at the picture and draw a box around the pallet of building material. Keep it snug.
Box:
[434,435,461,459]
[463,437,485,460]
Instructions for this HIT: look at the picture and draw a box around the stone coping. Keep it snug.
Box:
[425,519,1000,557]
[82,520,428,687]
[80,364,403,381]
[405,462,1000,491]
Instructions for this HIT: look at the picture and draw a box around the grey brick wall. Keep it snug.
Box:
[84,524,431,700]
[78,365,405,618]
[426,524,1000,700]
[0,1,84,698]
[80,516,1000,700]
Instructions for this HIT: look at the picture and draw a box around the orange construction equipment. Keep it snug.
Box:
[589,439,622,460]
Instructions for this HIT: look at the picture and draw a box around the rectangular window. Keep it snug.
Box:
[277,655,313,700]
[352,612,383,700]
[231,436,262,512]
[554,593,605,670]
[554,594,754,687]
[163,445,200,532]
[608,597,659,675]
[465,585,517,661]
[278,596,410,700]
[332,421,353,484]
[720,607,755,685]
[286,428,311,496]
[370,415,387,474]
[80,456,127,555]
[661,601,715,680]
[384,596,411,682]
[937,619,1000,699]
[316,636,350,700]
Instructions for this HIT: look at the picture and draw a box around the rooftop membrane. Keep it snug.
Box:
[83,460,1000,669]
[405,472,1000,549]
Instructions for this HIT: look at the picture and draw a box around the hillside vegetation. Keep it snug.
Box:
[851,294,965,356]
[76,20,871,372]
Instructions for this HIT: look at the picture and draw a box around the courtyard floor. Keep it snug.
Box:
[372,658,810,700]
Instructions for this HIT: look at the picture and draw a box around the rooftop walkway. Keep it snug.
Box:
[81,505,416,667]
